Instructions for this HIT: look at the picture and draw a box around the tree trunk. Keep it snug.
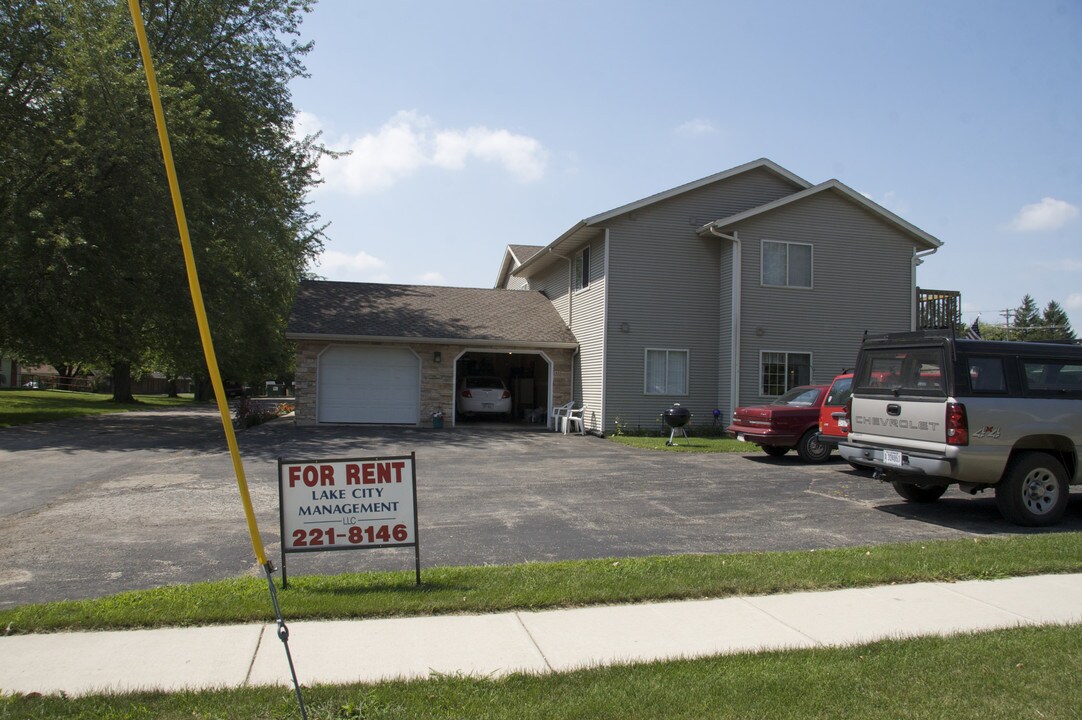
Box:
[194,376,213,402]
[111,361,136,403]
[167,377,179,398]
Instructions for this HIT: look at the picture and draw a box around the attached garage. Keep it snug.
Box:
[288,281,578,427]
[317,346,420,424]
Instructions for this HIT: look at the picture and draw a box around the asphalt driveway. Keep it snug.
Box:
[2,406,1079,609]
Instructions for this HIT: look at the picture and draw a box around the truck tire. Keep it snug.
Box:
[995,452,1069,527]
[892,481,947,503]
[796,430,831,463]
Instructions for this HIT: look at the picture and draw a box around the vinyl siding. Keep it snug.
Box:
[602,168,800,433]
[733,191,918,407]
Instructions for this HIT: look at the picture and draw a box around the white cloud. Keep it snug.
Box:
[1066,293,1082,311]
[1031,258,1082,272]
[675,118,717,136]
[313,248,386,276]
[1007,197,1080,232]
[292,110,323,139]
[309,110,548,194]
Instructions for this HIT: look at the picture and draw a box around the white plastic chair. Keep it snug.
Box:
[563,405,585,435]
[550,401,574,431]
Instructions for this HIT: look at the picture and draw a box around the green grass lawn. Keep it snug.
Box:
[609,434,759,453]
[3,533,1080,634]
[0,389,200,427]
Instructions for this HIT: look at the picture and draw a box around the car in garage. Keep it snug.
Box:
[457,375,512,417]
[727,384,831,462]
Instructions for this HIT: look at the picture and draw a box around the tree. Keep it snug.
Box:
[0,0,325,402]
[1011,294,1041,341]
[1040,300,1076,342]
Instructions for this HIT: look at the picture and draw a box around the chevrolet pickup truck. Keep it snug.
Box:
[839,331,1082,526]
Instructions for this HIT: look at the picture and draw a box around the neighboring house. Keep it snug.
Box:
[289,158,943,432]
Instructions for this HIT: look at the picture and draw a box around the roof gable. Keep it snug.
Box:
[513,158,812,278]
[288,280,578,347]
[698,179,942,250]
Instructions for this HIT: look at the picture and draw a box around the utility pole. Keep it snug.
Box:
[1001,308,1014,340]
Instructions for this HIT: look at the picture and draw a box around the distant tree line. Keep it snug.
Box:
[964,295,1077,342]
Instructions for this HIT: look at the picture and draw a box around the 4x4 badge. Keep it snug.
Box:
[973,426,1001,440]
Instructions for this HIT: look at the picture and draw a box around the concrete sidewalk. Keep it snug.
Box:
[3,574,1081,697]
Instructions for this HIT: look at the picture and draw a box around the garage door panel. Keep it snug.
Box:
[318,347,419,424]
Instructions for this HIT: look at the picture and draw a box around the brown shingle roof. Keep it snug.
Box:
[287,280,578,347]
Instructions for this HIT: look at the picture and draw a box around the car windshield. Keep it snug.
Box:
[825,377,853,405]
[465,376,504,389]
[771,387,821,406]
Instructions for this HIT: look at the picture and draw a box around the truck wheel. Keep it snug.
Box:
[762,445,789,457]
[995,452,1069,527]
[892,481,947,503]
[796,430,831,463]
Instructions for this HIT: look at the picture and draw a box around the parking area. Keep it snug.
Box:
[2,406,1080,608]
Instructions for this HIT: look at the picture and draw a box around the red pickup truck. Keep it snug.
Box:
[727,384,831,462]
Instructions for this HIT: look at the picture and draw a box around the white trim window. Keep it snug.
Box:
[645,349,688,395]
[574,246,591,291]
[761,240,812,289]
[760,351,811,396]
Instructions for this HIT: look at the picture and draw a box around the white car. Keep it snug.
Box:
[457,376,512,417]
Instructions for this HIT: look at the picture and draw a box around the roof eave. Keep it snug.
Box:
[286,332,578,350]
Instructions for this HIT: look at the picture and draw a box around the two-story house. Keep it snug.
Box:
[288,158,942,431]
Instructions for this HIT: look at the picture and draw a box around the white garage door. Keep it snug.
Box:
[317,346,419,424]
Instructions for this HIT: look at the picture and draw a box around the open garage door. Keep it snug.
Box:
[318,346,419,424]
[456,351,550,424]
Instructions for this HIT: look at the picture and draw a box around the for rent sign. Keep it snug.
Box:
[277,454,420,585]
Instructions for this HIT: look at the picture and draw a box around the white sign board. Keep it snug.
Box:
[277,454,419,584]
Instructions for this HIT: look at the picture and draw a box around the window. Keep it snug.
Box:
[1022,359,1082,397]
[760,352,811,396]
[574,246,590,291]
[761,240,812,288]
[645,349,688,395]
[855,348,947,398]
[968,357,1007,393]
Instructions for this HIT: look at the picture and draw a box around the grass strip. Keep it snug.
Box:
[0,390,199,427]
[608,435,759,453]
[3,533,1080,634]
[2,624,1078,718]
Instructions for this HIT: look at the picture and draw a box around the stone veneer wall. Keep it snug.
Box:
[293,341,574,427]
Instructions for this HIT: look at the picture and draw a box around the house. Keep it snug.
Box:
[288,158,942,432]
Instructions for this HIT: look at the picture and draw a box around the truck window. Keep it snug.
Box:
[1023,360,1082,397]
[856,348,947,397]
[968,357,1007,393]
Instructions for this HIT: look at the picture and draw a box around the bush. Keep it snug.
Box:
[233,398,295,428]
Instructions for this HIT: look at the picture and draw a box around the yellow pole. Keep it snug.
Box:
[127,0,267,567]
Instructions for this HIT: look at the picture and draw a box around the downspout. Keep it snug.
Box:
[548,247,573,327]
[707,225,740,423]
[911,247,939,330]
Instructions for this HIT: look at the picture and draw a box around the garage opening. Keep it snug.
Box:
[455,351,550,425]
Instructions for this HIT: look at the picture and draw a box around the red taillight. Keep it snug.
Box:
[461,389,473,398]
[946,402,968,446]
[502,390,511,399]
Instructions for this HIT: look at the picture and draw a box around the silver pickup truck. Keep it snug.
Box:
[839,331,1082,526]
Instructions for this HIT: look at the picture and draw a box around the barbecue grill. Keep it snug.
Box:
[662,403,691,446]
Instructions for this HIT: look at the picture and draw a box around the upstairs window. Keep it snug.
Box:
[574,246,591,291]
[762,240,812,289]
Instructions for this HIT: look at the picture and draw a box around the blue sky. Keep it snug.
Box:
[289,0,1082,332]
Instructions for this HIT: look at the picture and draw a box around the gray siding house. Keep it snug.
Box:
[496,158,941,434]
[288,158,942,431]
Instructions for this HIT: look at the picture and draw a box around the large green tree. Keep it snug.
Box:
[0,0,325,401]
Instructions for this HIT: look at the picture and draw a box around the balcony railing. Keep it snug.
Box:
[917,288,961,330]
